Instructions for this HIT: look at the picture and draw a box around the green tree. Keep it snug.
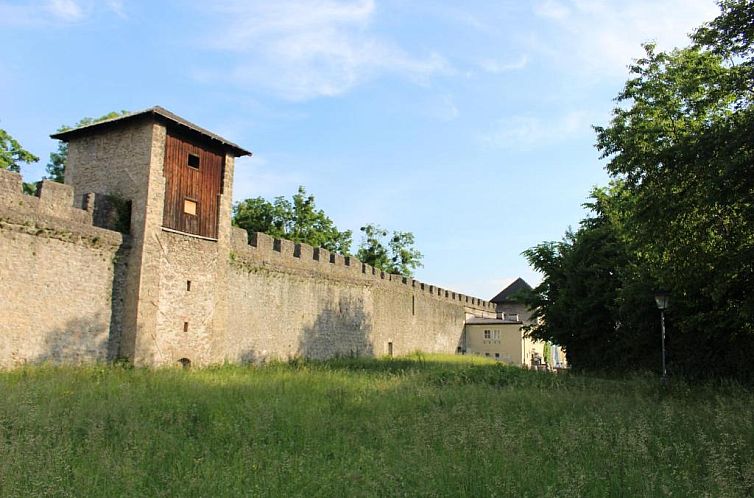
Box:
[593,0,754,379]
[1,127,39,194]
[1,128,38,174]
[356,223,423,277]
[525,1,754,380]
[47,111,129,182]
[233,186,353,255]
[522,184,660,372]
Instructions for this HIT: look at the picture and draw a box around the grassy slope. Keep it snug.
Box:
[1,355,752,497]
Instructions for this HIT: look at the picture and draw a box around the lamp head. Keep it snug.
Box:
[654,290,670,310]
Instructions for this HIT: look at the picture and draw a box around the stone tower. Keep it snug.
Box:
[52,107,251,366]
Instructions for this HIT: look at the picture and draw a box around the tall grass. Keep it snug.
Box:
[1,355,752,497]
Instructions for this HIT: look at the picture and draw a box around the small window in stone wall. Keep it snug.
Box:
[186,280,192,292]
[184,199,197,216]
[183,321,189,332]
[187,153,200,169]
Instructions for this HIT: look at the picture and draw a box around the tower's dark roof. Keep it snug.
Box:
[465,317,522,325]
[490,277,532,303]
[50,106,252,157]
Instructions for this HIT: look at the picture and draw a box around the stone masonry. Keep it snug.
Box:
[0,108,495,368]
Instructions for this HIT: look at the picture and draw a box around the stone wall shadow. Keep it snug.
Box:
[108,242,130,361]
[297,297,374,360]
[33,313,112,364]
[238,349,260,365]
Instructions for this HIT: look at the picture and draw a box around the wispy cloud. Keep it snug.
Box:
[425,93,459,122]
[105,0,126,19]
[531,0,719,78]
[480,110,594,150]
[232,155,307,201]
[48,0,83,21]
[192,0,450,101]
[0,0,125,26]
[478,55,528,74]
[534,0,570,20]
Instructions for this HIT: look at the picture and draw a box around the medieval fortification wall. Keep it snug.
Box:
[0,110,495,368]
[222,229,491,363]
[0,171,127,367]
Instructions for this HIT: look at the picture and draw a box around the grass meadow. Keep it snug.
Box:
[1,354,752,497]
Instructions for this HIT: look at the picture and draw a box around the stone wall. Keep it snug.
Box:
[1,127,498,368]
[0,170,127,367]
[147,230,227,365]
[64,118,164,363]
[219,228,494,364]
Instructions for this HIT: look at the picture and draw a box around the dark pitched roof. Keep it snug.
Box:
[50,106,252,157]
[490,277,532,304]
[465,317,522,325]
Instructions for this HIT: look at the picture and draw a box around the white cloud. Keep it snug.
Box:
[0,0,125,26]
[194,0,450,100]
[531,0,720,78]
[480,110,594,150]
[478,55,528,74]
[232,155,306,201]
[534,0,570,20]
[105,0,126,19]
[426,93,459,122]
[47,0,83,21]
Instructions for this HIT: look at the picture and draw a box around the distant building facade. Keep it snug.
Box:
[462,279,567,369]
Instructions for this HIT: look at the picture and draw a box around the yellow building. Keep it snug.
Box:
[461,278,567,369]
[463,316,566,368]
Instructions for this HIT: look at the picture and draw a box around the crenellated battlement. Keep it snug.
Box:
[229,226,495,313]
[0,169,126,246]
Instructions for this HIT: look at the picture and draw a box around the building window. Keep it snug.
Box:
[495,353,500,359]
[484,330,491,339]
[186,280,192,291]
[184,199,197,216]
[187,153,200,169]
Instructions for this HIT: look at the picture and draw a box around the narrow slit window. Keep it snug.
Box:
[187,153,200,169]
[183,321,189,332]
[186,280,192,291]
[184,199,197,216]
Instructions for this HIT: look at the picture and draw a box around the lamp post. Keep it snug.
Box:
[654,290,670,384]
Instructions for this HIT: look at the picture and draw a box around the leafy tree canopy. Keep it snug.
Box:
[233,186,353,255]
[356,223,423,278]
[47,111,129,183]
[523,0,754,380]
[0,128,38,174]
[1,127,39,194]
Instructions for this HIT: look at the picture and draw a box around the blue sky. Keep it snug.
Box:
[1,0,719,299]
